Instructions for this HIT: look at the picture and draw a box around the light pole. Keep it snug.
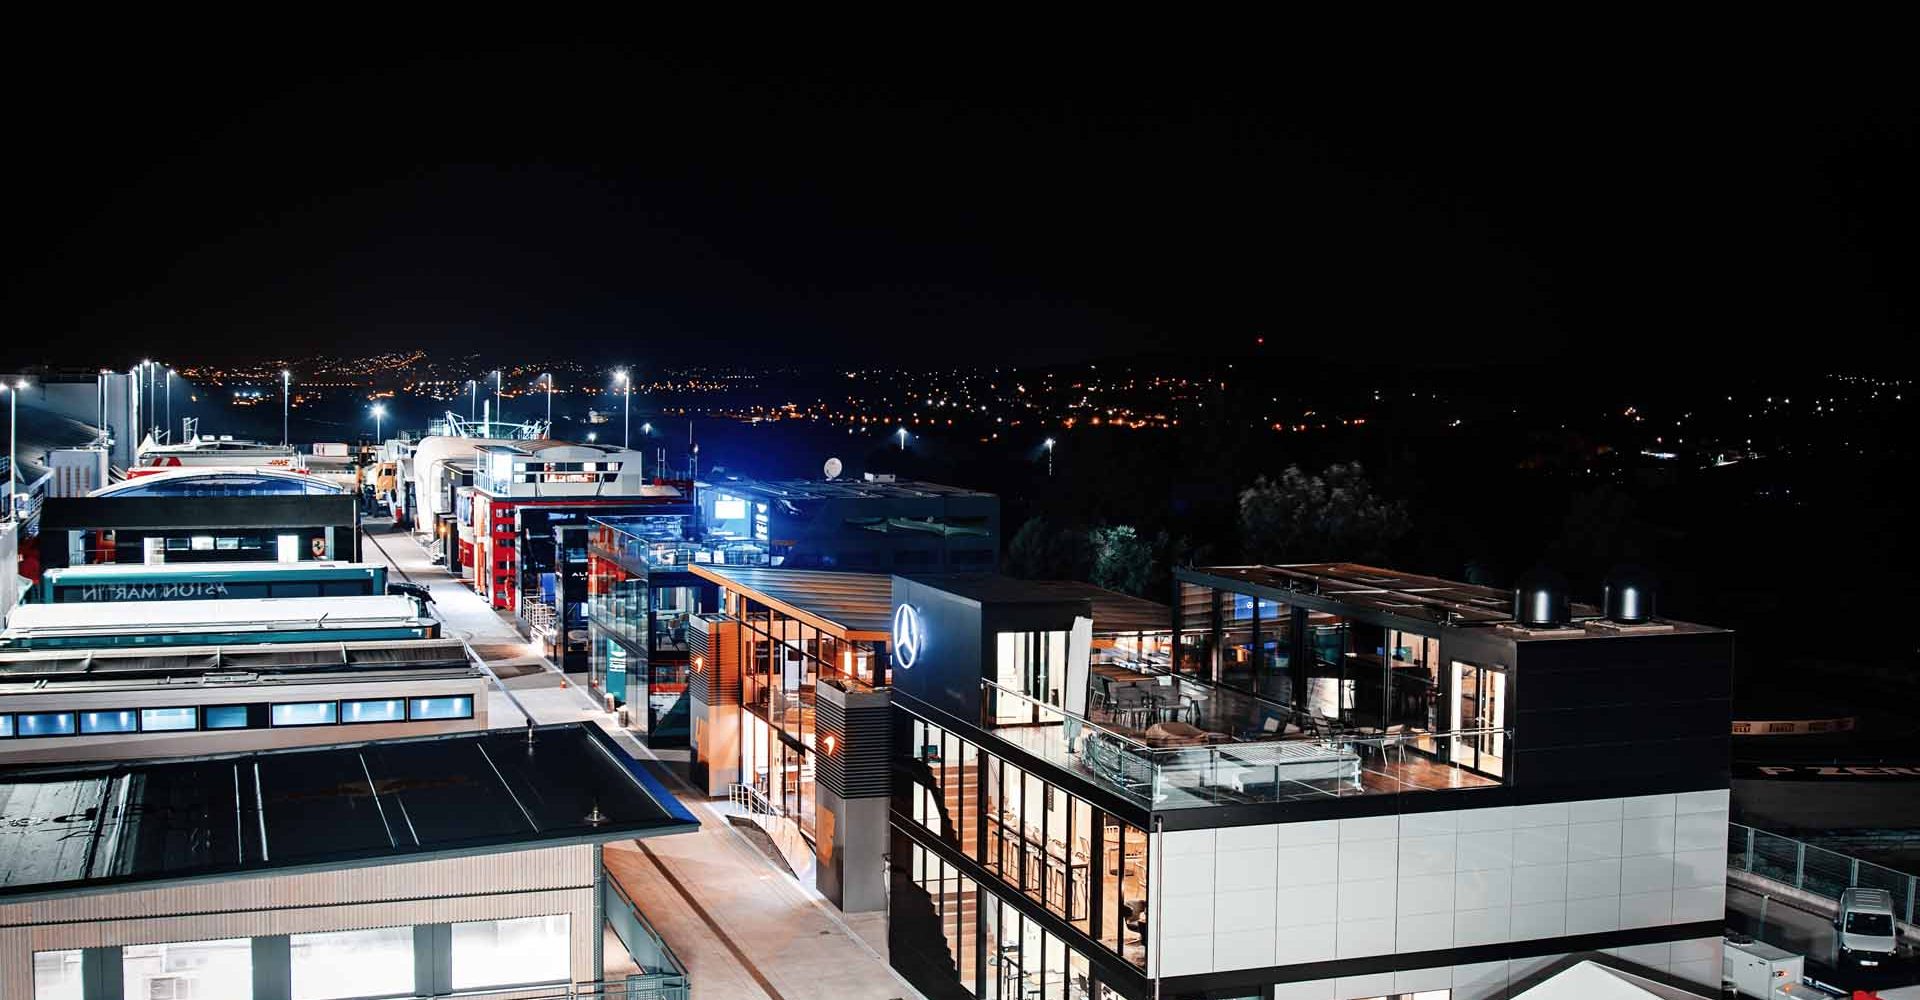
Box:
[493,370,503,433]
[281,369,291,447]
[468,379,477,425]
[165,368,173,442]
[614,370,630,448]
[4,380,22,521]
[898,427,908,451]
[541,373,553,433]
[372,403,386,444]
[1045,437,1055,477]
[141,360,153,437]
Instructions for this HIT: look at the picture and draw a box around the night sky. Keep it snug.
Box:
[5,42,1916,372]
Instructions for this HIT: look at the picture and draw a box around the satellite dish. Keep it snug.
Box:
[824,457,843,480]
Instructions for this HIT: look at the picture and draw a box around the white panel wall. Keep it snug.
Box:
[1269,935,1724,999]
[1148,789,1730,979]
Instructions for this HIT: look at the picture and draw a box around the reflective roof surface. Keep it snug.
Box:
[0,723,696,900]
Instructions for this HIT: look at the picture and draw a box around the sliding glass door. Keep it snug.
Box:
[1450,660,1507,778]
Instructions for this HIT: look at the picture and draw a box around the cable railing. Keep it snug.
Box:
[1730,822,1920,924]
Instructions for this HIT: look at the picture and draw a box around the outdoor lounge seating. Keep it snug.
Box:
[1143,721,1229,747]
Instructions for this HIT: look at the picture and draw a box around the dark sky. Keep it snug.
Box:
[4,41,1916,373]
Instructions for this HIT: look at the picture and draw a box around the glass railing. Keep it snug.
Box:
[1730,822,1919,924]
[590,517,769,576]
[985,679,1507,810]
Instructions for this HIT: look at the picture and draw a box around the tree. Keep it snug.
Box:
[1089,525,1154,596]
[1238,462,1409,564]
[1003,516,1094,581]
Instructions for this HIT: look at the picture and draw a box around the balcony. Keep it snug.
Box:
[590,515,768,580]
[983,679,1505,811]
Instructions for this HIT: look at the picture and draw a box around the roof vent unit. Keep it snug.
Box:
[864,472,896,483]
[1512,568,1570,628]
[1603,566,1656,624]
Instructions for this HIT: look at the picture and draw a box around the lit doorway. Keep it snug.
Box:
[1450,660,1506,778]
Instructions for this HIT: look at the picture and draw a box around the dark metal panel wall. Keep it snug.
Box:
[817,693,892,799]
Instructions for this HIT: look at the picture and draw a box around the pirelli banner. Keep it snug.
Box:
[1737,762,1920,780]
[1731,717,1856,736]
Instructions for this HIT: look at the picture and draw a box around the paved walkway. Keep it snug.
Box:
[359,521,913,999]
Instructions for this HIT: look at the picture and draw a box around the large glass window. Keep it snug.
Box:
[123,937,254,1000]
[341,699,406,724]
[451,914,570,988]
[271,702,337,727]
[0,714,13,738]
[1257,598,1294,704]
[1221,593,1256,692]
[204,705,250,729]
[291,926,414,1000]
[1451,661,1508,777]
[32,950,83,1000]
[1348,621,1389,728]
[80,710,138,734]
[910,845,980,996]
[16,713,76,737]
[1388,629,1441,734]
[141,706,199,732]
[1175,582,1216,681]
[409,696,474,720]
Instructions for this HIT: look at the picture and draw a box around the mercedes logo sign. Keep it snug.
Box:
[892,603,923,670]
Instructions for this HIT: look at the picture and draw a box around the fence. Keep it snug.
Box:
[1729,822,1919,923]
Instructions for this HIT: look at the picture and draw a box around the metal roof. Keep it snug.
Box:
[688,565,895,640]
[0,638,476,683]
[42,560,376,583]
[3,596,427,637]
[1180,563,1720,633]
[0,723,697,902]
[898,574,1170,634]
[701,477,995,501]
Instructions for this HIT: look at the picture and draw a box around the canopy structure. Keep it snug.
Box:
[690,564,895,640]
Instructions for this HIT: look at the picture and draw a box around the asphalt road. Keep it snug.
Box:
[1727,886,1920,994]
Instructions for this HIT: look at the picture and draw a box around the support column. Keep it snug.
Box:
[816,680,892,912]
[592,843,606,981]
[82,948,123,1000]
[252,936,291,1000]
[688,614,741,796]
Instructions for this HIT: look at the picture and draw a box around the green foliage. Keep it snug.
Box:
[1089,525,1154,597]
[1003,516,1094,581]
[1238,461,1409,564]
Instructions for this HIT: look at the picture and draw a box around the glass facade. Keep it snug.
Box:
[743,712,817,843]
[725,585,887,848]
[19,904,671,1000]
[894,835,1141,1000]
[450,914,571,989]
[32,951,82,1000]
[585,517,709,746]
[896,712,1149,975]
[291,926,414,1000]
[123,937,253,1000]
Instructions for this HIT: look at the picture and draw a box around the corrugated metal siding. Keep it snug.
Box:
[0,846,600,997]
[688,615,740,706]
[0,844,592,928]
[816,696,891,799]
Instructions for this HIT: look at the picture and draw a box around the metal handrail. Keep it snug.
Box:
[729,781,783,819]
[1730,821,1920,925]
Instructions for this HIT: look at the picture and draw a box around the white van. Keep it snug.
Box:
[1835,887,1898,967]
